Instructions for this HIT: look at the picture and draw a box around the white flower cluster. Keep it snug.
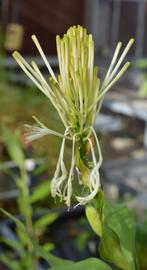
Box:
[13,26,134,207]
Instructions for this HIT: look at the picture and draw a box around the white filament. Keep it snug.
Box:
[50,127,69,199]
[76,135,101,205]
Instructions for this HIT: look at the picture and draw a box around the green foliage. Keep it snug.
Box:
[30,180,50,203]
[34,212,58,237]
[85,190,104,237]
[0,254,20,270]
[34,212,58,229]
[16,178,33,219]
[85,205,102,237]
[1,125,25,168]
[30,239,72,266]
[0,237,25,256]
[0,208,25,231]
[136,219,147,270]
[42,242,55,252]
[137,58,147,69]
[100,224,131,270]
[0,127,58,269]
[99,201,136,270]
[0,84,64,163]
[76,231,89,251]
[30,244,112,270]
[85,191,137,270]
[0,125,138,270]
[49,258,113,270]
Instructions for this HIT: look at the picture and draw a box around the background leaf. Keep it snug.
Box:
[30,181,50,203]
[0,254,20,270]
[0,208,25,230]
[0,237,25,256]
[31,240,72,266]
[1,125,25,168]
[34,212,58,230]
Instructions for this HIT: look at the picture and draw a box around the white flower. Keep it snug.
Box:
[13,25,134,207]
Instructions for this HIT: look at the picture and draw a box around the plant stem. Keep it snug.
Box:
[19,166,38,270]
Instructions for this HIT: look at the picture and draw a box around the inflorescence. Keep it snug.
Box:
[13,25,134,207]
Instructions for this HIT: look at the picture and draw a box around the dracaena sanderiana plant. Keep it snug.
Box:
[13,25,134,207]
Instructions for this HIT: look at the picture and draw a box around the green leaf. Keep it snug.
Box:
[34,212,58,230]
[31,240,72,266]
[76,231,89,251]
[85,206,102,237]
[19,253,34,269]
[16,225,31,246]
[0,254,20,270]
[85,190,104,237]
[33,162,49,175]
[1,125,25,168]
[104,202,136,255]
[99,201,136,270]
[0,165,17,179]
[42,242,55,252]
[136,221,147,270]
[16,180,33,221]
[0,208,25,231]
[49,258,113,270]
[0,237,25,256]
[0,208,34,249]
[30,181,50,203]
[137,58,147,69]
[99,224,130,270]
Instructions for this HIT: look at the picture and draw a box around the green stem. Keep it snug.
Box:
[19,166,38,270]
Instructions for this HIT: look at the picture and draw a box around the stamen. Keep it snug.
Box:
[87,39,134,115]
[13,52,48,96]
[31,61,49,84]
[13,53,68,127]
[99,62,130,97]
[31,35,57,82]
[101,39,134,90]
[103,42,122,84]
[13,52,56,103]
[88,62,130,113]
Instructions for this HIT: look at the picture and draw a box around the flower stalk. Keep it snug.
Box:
[13,25,134,207]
